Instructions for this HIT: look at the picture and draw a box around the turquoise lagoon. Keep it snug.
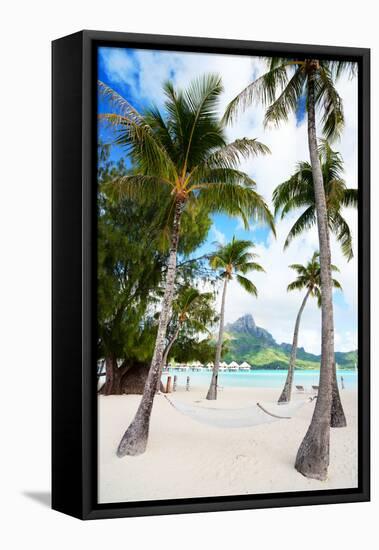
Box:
[162,369,357,390]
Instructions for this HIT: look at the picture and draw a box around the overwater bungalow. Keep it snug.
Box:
[228,361,240,371]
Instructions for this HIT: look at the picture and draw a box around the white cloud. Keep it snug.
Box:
[100,48,135,85]
[211,226,226,246]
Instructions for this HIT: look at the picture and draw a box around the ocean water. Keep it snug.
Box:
[161,369,357,390]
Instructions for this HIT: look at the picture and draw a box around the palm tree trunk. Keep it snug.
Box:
[330,360,347,427]
[206,277,228,400]
[295,65,335,480]
[278,289,311,403]
[156,324,181,392]
[117,197,185,457]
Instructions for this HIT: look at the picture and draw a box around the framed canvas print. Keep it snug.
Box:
[52,30,370,520]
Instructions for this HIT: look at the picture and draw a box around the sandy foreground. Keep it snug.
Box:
[98,386,357,503]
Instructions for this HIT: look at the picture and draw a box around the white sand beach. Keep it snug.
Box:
[98,387,358,504]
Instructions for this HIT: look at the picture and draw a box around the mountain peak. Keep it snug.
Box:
[229,314,256,334]
[223,314,357,369]
[225,314,276,346]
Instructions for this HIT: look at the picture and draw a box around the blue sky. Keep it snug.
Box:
[98,46,358,354]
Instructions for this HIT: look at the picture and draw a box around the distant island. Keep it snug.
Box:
[223,314,357,370]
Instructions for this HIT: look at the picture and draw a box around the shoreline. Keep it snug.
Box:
[98,386,358,504]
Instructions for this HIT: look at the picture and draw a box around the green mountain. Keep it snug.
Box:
[223,314,357,370]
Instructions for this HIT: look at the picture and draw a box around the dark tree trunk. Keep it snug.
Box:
[278,289,311,403]
[156,324,181,392]
[98,355,123,395]
[330,361,347,427]
[206,277,228,400]
[117,198,185,457]
[295,65,335,481]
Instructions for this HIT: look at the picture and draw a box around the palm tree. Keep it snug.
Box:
[99,74,275,456]
[225,57,355,480]
[157,287,216,391]
[273,141,357,424]
[206,237,264,400]
[278,253,341,403]
[273,141,358,260]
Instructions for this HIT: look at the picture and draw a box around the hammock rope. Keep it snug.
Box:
[163,394,311,429]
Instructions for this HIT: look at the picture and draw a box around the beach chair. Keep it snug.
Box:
[312,385,319,392]
[295,385,305,393]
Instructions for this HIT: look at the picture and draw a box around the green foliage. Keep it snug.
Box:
[223,328,357,370]
[99,74,275,234]
[164,286,219,363]
[209,236,264,297]
[273,141,358,260]
[287,251,342,307]
[97,144,219,366]
[171,336,228,364]
[97,75,276,370]
[224,57,356,142]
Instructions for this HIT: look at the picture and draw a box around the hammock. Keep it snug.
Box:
[164,395,311,429]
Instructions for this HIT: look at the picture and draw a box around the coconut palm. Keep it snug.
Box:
[273,140,357,425]
[273,141,358,260]
[206,237,264,400]
[225,57,355,480]
[157,287,216,391]
[278,253,342,403]
[99,74,275,456]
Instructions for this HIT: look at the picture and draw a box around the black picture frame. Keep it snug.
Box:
[52,30,370,520]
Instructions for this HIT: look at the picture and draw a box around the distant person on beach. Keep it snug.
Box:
[341,376,345,390]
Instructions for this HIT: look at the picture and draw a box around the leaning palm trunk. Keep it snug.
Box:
[206,277,228,400]
[117,198,185,457]
[295,65,336,480]
[156,325,181,392]
[278,289,311,403]
[330,361,347,427]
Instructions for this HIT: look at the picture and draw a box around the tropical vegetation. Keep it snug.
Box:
[277,253,341,403]
[99,74,274,456]
[96,54,358,485]
[206,237,264,400]
[226,56,356,480]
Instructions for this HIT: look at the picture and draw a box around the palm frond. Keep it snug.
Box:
[236,274,258,296]
[288,263,307,274]
[182,74,224,172]
[341,188,358,208]
[284,206,316,249]
[332,279,343,290]
[272,165,313,215]
[238,261,265,274]
[198,183,275,233]
[315,66,345,141]
[99,82,179,183]
[209,253,228,270]
[104,175,173,204]
[202,138,270,171]
[189,167,257,189]
[329,211,354,261]
[326,60,358,80]
[98,80,144,125]
[223,63,294,124]
[287,279,306,292]
[314,287,322,308]
[264,67,306,128]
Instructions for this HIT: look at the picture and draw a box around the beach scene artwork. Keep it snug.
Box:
[97,46,358,504]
